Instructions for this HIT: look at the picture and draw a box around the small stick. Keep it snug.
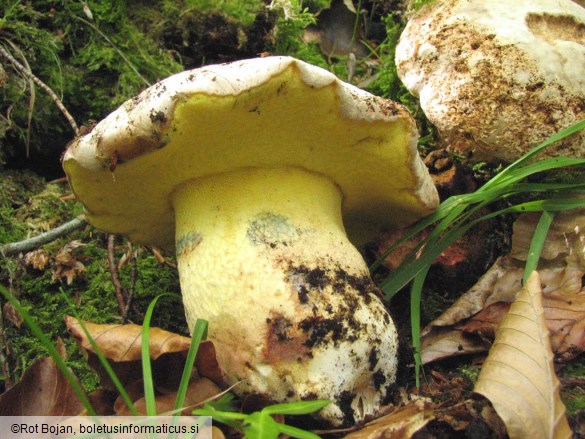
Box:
[122,245,138,321]
[0,44,79,136]
[0,216,87,257]
[107,234,128,317]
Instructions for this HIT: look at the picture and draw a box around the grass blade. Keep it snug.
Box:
[173,319,208,413]
[262,400,330,416]
[411,266,429,389]
[142,293,178,416]
[523,211,555,283]
[483,119,585,190]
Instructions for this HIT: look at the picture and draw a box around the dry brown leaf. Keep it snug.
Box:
[212,426,226,439]
[65,316,192,362]
[510,209,585,262]
[0,357,84,416]
[3,301,24,328]
[420,327,489,364]
[52,240,88,284]
[84,388,118,415]
[345,399,433,438]
[422,252,585,363]
[542,289,585,362]
[65,317,224,391]
[440,288,585,362]
[474,271,571,439]
[457,302,511,339]
[119,377,222,416]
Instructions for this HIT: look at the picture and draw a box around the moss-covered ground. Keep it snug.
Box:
[0,170,185,391]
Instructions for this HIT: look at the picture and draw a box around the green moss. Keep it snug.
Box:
[410,0,436,11]
[0,170,185,390]
[184,0,265,26]
[560,357,585,416]
[0,171,46,243]
[1,1,182,176]
[458,363,481,386]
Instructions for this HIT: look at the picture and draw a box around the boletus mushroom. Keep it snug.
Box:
[396,0,585,162]
[63,56,439,425]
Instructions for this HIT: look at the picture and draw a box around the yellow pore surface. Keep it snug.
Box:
[65,66,426,250]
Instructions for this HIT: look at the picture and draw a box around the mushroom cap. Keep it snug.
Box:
[63,56,438,250]
[396,0,585,162]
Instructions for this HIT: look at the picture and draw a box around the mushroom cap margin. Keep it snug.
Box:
[63,56,439,250]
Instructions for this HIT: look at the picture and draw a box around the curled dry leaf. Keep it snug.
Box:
[422,210,585,364]
[52,240,88,285]
[117,377,222,416]
[0,357,84,416]
[474,271,571,439]
[65,316,191,362]
[3,301,24,328]
[344,399,433,439]
[510,210,585,262]
[421,256,585,363]
[65,317,224,391]
[458,289,585,362]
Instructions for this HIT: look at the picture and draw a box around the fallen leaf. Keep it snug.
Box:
[119,377,222,416]
[421,327,489,364]
[194,341,224,387]
[474,271,571,439]
[345,399,433,438]
[84,388,118,415]
[437,288,585,363]
[457,302,511,340]
[113,380,144,415]
[421,209,585,363]
[0,357,84,416]
[510,209,585,262]
[66,316,192,362]
[212,426,226,439]
[65,317,225,390]
[542,289,585,362]
[52,240,87,285]
[3,301,24,328]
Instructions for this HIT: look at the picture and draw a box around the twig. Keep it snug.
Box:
[122,246,138,320]
[107,234,128,318]
[0,43,79,136]
[0,216,87,257]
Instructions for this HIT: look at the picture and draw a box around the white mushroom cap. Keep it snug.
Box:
[396,0,585,162]
[63,56,438,250]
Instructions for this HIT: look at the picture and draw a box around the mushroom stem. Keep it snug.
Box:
[172,166,398,425]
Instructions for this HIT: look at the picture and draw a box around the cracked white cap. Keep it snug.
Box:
[396,0,585,162]
[63,56,438,249]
